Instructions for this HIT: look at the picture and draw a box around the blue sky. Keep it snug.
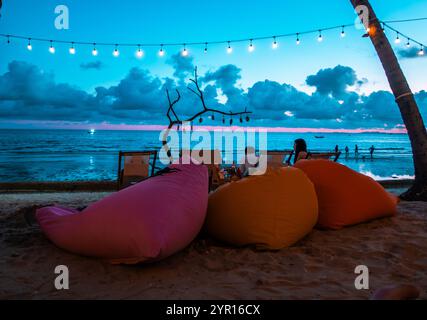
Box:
[0,0,426,130]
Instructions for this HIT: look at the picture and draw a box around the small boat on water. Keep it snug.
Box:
[88,129,96,135]
[314,135,325,139]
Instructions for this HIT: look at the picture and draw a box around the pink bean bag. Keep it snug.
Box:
[36,164,208,264]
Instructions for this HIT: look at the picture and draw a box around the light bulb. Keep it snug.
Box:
[136,47,144,58]
[69,44,76,55]
[227,42,232,54]
[27,39,32,51]
[49,42,55,54]
[341,27,346,38]
[318,31,323,42]
[272,37,278,49]
[406,40,411,48]
[419,47,425,56]
[159,45,165,57]
[248,40,255,52]
[113,45,119,57]
[92,44,98,56]
[204,43,208,54]
[395,34,401,44]
[182,44,188,56]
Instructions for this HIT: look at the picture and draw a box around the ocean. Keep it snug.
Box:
[0,129,414,182]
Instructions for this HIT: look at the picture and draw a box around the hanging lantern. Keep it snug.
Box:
[230,118,233,125]
[199,116,203,123]
[246,115,250,122]
[239,115,243,123]
[177,124,180,131]
[222,115,225,124]
[211,113,215,121]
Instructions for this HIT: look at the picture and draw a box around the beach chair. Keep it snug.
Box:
[266,150,294,166]
[117,151,158,189]
[306,151,341,162]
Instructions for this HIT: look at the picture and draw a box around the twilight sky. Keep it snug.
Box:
[0,0,426,131]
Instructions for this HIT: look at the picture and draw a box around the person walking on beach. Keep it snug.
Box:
[334,145,339,153]
[345,146,349,158]
[355,144,359,156]
[369,145,375,159]
[293,139,308,164]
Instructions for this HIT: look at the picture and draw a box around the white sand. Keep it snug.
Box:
[0,192,426,299]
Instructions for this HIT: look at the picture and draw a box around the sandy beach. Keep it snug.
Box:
[0,190,426,300]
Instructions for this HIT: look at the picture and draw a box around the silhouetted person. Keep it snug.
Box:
[369,145,375,159]
[293,138,308,164]
[345,146,349,156]
[334,145,339,153]
[355,144,359,155]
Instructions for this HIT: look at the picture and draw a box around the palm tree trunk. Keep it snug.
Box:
[350,0,427,201]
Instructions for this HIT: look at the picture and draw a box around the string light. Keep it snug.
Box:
[92,43,98,56]
[395,32,401,44]
[159,44,165,57]
[27,38,32,51]
[136,44,144,58]
[49,40,55,54]
[2,17,426,59]
[272,36,278,49]
[419,46,425,56]
[69,42,76,55]
[317,30,323,42]
[227,41,232,54]
[113,44,119,57]
[248,39,255,52]
[181,43,188,57]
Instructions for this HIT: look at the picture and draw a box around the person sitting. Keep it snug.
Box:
[293,138,308,164]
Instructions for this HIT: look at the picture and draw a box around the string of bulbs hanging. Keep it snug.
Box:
[1,18,425,57]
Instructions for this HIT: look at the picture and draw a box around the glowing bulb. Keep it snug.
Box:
[296,34,300,45]
[419,46,425,56]
[159,45,165,57]
[92,44,98,56]
[27,39,32,51]
[318,31,323,42]
[69,43,76,55]
[181,44,188,56]
[395,33,401,44]
[136,46,144,58]
[49,41,55,54]
[204,43,208,53]
[227,42,232,54]
[341,26,346,38]
[113,45,119,57]
[248,40,255,52]
[406,39,411,48]
[272,37,278,49]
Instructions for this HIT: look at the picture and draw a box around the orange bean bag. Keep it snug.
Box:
[205,167,318,249]
[294,159,398,229]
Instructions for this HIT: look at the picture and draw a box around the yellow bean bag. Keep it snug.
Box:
[205,167,318,249]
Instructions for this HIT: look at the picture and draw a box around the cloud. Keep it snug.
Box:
[306,65,358,99]
[80,61,105,70]
[1,61,426,129]
[166,53,195,85]
[398,47,426,59]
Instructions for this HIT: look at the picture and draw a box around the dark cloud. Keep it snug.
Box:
[398,47,426,59]
[1,60,426,129]
[306,65,358,99]
[166,53,195,85]
[80,61,105,70]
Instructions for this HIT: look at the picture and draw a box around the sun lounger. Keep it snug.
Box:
[117,151,158,189]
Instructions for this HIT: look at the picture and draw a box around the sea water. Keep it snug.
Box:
[0,129,414,182]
